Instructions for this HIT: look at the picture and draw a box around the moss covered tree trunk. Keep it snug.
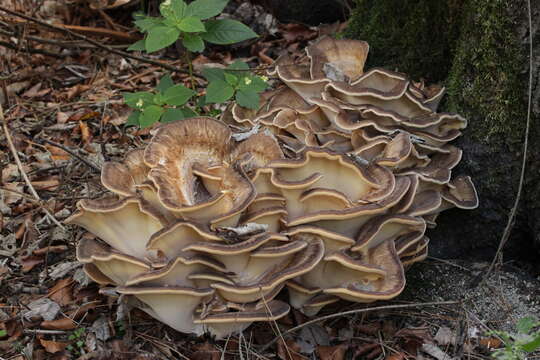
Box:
[346,0,540,262]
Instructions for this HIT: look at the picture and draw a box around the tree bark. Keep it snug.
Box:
[345,0,540,263]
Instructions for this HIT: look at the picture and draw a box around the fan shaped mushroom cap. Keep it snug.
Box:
[146,221,221,260]
[274,55,331,102]
[323,240,405,302]
[307,36,369,81]
[116,286,214,334]
[352,214,426,253]
[124,254,227,287]
[66,196,164,259]
[101,149,149,196]
[302,294,340,316]
[210,237,324,303]
[194,299,290,339]
[442,175,479,209]
[77,238,150,285]
[70,39,478,337]
[143,117,255,224]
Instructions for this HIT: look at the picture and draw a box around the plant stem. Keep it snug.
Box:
[185,50,196,90]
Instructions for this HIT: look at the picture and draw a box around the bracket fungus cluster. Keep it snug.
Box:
[67,37,478,338]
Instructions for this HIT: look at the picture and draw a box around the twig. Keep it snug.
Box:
[23,329,67,335]
[260,300,459,351]
[0,105,65,230]
[41,138,102,173]
[0,38,65,58]
[0,27,127,50]
[481,0,533,283]
[0,6,195,76]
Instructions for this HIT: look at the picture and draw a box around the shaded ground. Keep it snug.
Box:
[0,1,538,359]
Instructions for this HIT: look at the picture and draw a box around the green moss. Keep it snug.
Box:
[344,0,466,82]
[345,0,526,146]
[445,0,526,146]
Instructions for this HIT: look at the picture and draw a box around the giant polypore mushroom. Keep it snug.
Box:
[67,37,478,338]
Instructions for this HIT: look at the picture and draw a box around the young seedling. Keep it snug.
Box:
[202,60,268,109]
[488,316,540,360]
[123,1,267,127]
[66,327,86,356]
[123,74,197,128]
[129,0,257,54]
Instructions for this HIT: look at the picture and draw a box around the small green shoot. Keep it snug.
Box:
[129,0,257,53]
[202,61,268,109]
[123,74,197,128]
[488,316,540,360]
[66,327,86,356]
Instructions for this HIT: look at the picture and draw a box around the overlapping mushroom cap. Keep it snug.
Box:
[67,37,478,338]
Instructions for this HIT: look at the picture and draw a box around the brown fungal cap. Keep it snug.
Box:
[66,196,164,259]
[69,38,478,337]
[307,36,369,81]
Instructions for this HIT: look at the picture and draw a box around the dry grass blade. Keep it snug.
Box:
[260,300,459,351]
[1,104,65,230]
[0,6,196,76]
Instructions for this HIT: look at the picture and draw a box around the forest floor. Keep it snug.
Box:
[0,1,539,359]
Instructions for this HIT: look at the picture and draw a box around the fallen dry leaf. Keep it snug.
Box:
[316,344,347,360]
[48,278,74,306]
[31,178,61,191]
[41,317,77,330]
[385,353,405,360]
[24,298,61,321]
[21,255,45,272]
[277,338,306,360]
[479,337,503,349]
[190,342,220,360]
[421,342,457,360]
[39,338,68,353]
[34,245,69,256]
[354,343,379,356]
[279,23,317,43]
[79,121,91,144]
[434,326,457,346]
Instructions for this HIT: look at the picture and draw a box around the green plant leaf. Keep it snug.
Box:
[161,108,185,123]
[522,334,540,352]
[186,0,228,19]
[224,72,238,86]
[160,0,187,19]
[127,39,146,51]
[134,17,162,32]
[183,33,205,52]
[145,26,180,53]
[171,0,187,19]
[202,67,225,82]
[140,105,163,127]
[123,92,154,108]
[163,84,196,105]
[197,95,207,107]
[206,80,234,103]
[157,74,174,93]
[236,89,259,109]
[201,19,257,44]
[181,107,199,117]
[227,60,249,71]
[178,16,205,33]
[517,317,538,334]
[153,93,165,105]
[0,329,6,337]
[238,75,267,92]
[125,111,141,127]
